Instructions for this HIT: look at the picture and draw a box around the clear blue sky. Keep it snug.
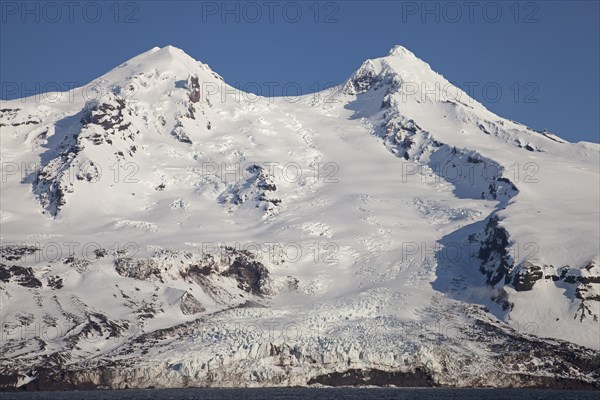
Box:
[1,0,599,143]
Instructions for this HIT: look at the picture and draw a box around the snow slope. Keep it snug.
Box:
[0,45,598,389]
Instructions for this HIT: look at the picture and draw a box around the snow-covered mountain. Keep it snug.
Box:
[1,45,598,390]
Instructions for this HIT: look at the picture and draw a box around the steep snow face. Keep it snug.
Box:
[340,46,599,346]
[0,45,598,389]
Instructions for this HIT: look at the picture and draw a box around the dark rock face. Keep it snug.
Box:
[179,292,205,315]
[47,275,64,289]
[513,261,543,291]
[0,373,19,389]
[478,216,512,287]
[32,135,80,216]
[115,258,163,281]
[0,264,42,288]
[94,248,108,259]
[0,245,38,261]
[379,117,423,160]
[79,313,131,340]
[0,108,41,127]
[342,62,381,95]
[81,96,131,136]
[187,75,200,103]
[251,165,281,208]
[0,108,20,123]
[115,248,272,297]
[220,164,281,215]
[223,255,270,295]
[543,263,600,322]
[308,368,435,387]
[473,216,522,310]
[475,217,600,320]
[348,71,379,94]
[548,265,600,285]
[0,266,9,282]
[574,286,600,322]
[63,256,92,271]
[29,93,139,216]
[170,125,192,144]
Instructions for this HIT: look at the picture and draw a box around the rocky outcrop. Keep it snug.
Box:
[187,75,201,103]
[0,245,38,261]
[81,96,131,136]
[29,93,138,216]
[220,164,281,216]
[342,60,381,95]
[115,248,274,297]
[0,108,41,127]
[546,263,600,322]
[170,124,192,144]
[32,126,81,216]
[474,218,600,320]
[477,216,512,287]
[308,368,434,387]
[115,258,163,281]
[179,292,205,315]
[0,264,42,288]
[512,261,543,291]
[222,253,270,295]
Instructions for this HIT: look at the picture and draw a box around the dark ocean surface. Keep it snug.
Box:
[0,388,598,400]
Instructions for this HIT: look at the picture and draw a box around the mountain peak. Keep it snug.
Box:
[97,45,223,88]
[153,45,193,60]
[387,44,416,58]
[133,45,199,66]
[343,44,443,97]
